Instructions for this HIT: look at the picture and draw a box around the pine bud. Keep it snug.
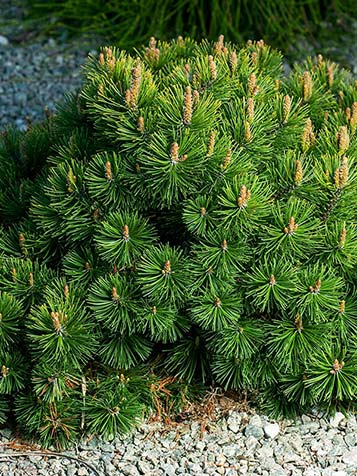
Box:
[309,279,321,294]
[248,73,257,96]
[269,275,276,286]
[339,300,345,314]
[221,239,228,251]
[29,272,34,287]
[162,260,171,274]
[98,52,105,65]
[335,156,349,188]
[51,311,62,333]
[111,287,119,301]
[64,284,69,298]
[104,47,113,58]
[122,225,130,241]
[0,313,2,322]
[207,131,216,157]
[200,207,207,216]
[170,143,179,163]
[337,126,349,153]
[129,65,141,106]
[105,161,113,181]
[247,39,253,46]
[295,314,304,332]
[170,143,187,165]
[214,35,225,54]
[214,297,222,307]
[317,54,324,66]
[283,95,291,122]
[302,118,314,152]
[137,116,145,133]
[184,63,190,78]
[275,79,280,91]
[149,36,156,49]
[193,90,200,105]
[303,71,313,101]
[85,262,91,271]
[330,358,344,374]
[93,208,100,221]
[294,159,303,184]
[327,65,334,88]
[230,51,238,72]
[11,268,16,282]
[152,306,157,314]
[345,107,351,121]
[247,97,254,122]
[125,89,132,106]
[284,216,298,235]
[251,51,258,66]
[237,185,250,209]
[107,56,116,71]
[1,365,9,378]
[339,227,347,248]
[350,102,357,131]
[208,55,217,81]
[257,39,265,48]
[244,121,252,142]
[19,233,26,254]
[183,85,193,125]
[221,148,231,169]
[145,37,160,62]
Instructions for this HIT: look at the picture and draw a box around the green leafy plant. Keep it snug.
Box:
[0,36,356,448]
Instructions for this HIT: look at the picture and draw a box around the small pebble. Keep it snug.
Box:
[329,412,345,428]
[263,422,280,439]
[0,35,9,46]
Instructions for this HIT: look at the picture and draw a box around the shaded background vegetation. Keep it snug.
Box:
[24,0,357,58]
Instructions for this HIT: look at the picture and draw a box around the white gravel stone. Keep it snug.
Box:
[330,412,346,428]
[341,447,357,466]
[227,414,241,433]
[249,414,263,427]
[304,470,322,476]
[263,422,280,439]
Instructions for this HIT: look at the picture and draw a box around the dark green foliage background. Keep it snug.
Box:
[0,37,356,448]
[25,0,356,52]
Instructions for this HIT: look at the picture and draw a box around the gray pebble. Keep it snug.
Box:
[0,35,9,46]
[244,424,264,439]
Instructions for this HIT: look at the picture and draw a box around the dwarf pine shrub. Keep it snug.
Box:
[0,36,356,448]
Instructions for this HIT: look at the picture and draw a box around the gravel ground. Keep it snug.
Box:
[0,0,100,130]
[0,409,356,476]
[0,3,357,475]
[0,36,97,131]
